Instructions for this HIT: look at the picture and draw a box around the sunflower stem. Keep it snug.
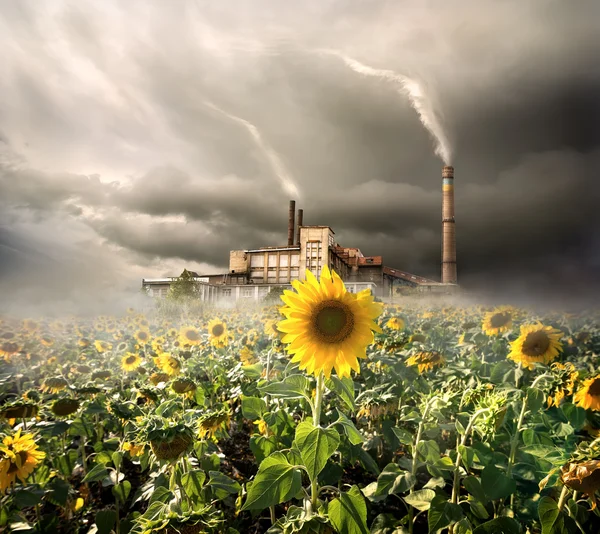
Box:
[557,484,569,512]
[310,372,325,509]
[507,391,528,509]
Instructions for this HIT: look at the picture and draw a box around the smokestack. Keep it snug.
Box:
[288,200,296,246]
[441,166,457,284]
[296,208,303,245]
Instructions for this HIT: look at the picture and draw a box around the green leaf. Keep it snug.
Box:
[181,470,206,498]
[208,471,241,500]
[249,435,278,464]
[12,489,44,508]
[241,395,267,421]
[463,476,487,504]
[403,489,436,511]
[526,387,546,413]
[326,376,356,411]
[242,454,302,511]
[149,486,173,504]
[370,463,415,500]
[417,440,440,464]
[328,485,369,534]
[95,510,117,534]
[561,403,586,430]
[83,463,109,483]
[242,363,264,379]
[392,427,413,446]
[481,464,516,501]
[46,478,71,507]
[111,451,123,471]
[455,518,473,534]
[472,517,521,534]
[294,421,340,482]
[112,481,131,504]
[538,496,560,534]
[68,418,95,438]
[258,375,311,399]
[427,495,463,534]
[336,411,364,445]
[55,449,78,477]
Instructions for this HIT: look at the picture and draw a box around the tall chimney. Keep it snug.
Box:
[287,200,296,246]
[441,166,457,284]
[296,208,303,245]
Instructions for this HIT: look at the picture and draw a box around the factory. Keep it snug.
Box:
[142,166,458,303]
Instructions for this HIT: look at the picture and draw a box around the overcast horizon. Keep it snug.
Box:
[1,0,599,313]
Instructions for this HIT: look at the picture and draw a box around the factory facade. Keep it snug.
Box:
[142,167,458,303]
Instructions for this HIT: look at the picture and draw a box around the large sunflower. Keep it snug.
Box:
[0,430,46,493]
[277,266,383,379]
[179,326,202,346]
[574,375,600,411]
[134,330,151,345]
[385,317,405,331]
[207,319,228,347]
[406,351,445,373]
[482,306,514,336]
[507,323,563,370]
[155,353,181,377]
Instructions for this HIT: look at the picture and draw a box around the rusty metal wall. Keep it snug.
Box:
[288,200,296,246]
[296,208,303,245]
[441,166,457,284]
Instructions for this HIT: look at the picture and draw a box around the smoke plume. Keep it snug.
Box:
[203,101,300,197]
[319,50,452,165]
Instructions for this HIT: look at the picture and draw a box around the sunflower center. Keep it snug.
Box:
[490,313,511,328]
[588,378,600,397]
[211,325,225,337]
[312,301,354,343]
[186,330,200,341]
[125,356,137,365]
[7,451,29,474]
[522,331,550,356]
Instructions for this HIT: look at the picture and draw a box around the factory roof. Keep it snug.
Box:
[383,266,441,285]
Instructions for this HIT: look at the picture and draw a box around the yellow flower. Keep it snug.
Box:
[121,353,142,372]
[482,306,513,336]
[207,319,228,347]
[94,340,112,354]
[155,353,181,377]
[240,346,256,365]
[547,362,578,408]
[134,330,151,345]
[277,266,383,379]
[198,410,230,440]
[179,326,202,346]
[406,351,445,373]
[254,419,269,436]
[574,374,600,411]
[122,441,144,457]
[41,377,69,394]
[507,323,563,370]
[385,317,405,331]
[0,430,46,493]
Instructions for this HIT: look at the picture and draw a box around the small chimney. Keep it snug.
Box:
[296,208,303,245]
[287,200,296,246]
[441,166,457,284]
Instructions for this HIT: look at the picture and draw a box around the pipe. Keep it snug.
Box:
[296,208,303,245]
[287,200,296,246]
[441,166,457,284]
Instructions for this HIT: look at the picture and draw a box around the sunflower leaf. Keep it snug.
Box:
[258,375,311,400]
[328,485,369,534]
[294,421,340,483]
[326,376,356,411]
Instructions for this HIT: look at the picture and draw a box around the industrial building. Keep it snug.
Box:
[142,167,458,303]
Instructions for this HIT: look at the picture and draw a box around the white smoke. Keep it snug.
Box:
[203,101,300,198]
[319,49,452,165]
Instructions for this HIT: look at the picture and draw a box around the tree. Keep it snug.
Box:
[167,269,200,301]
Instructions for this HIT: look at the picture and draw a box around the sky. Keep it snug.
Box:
[1,0,599,313]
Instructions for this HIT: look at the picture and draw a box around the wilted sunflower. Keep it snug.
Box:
[22,319,38,332]
[385,317,405,331]
[482,306,513,336]
[39,335,54,347]
[78,338,91,348]
[239,346,256,365]
[0,342,20,361]
[561,460,600,509]
[277,266,383,379]
[198,409,230,440]
[179,326,202,346]
[263,319,281,339]
[122,441,144,458]
[155,354,181,377]
[0,430,46,493]
[121,353,142,372]
[507,323,563,370]
[574,374,600,411]
[149,372,171,385]
[409,333,426,344]
[406,351,445,373]
[207,319,228,347]
[41,377,69,394]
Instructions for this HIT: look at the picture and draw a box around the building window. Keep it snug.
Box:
[290,254,299,267]
[280,254,289,267]
[222,289,232,297]
[250,254,264,268]
[268,254,277,267]
[242,288,253,298]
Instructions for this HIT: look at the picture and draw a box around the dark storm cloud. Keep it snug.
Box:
[1,0,600,307]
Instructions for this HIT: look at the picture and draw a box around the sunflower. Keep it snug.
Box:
[198,410,230,440]
[0,342,20,361]
[122,441,144,458]
[561,460,600,509]
[39,335,54,347]
[385,317,405,331]
[134,330,151,345]
[0,430,46,493]
[240,346,256,365]
[482,306,514,336]
[41,377,69,394]
[507,324,563,370]
[179,326,202,346]
[78,338,91,348]
[121,353,142,372]
[406,351,445,373]
[277,266,383,379]
[149,372,171,385]
[94,340,112,354]
[22,320,38,332]
[263,319,281,339]
[547,362,579,408]
[574,375,600,411]
[207,319,228,347]
[155,354,181,377]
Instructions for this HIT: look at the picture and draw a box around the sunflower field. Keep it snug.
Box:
[1,269,600,534]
